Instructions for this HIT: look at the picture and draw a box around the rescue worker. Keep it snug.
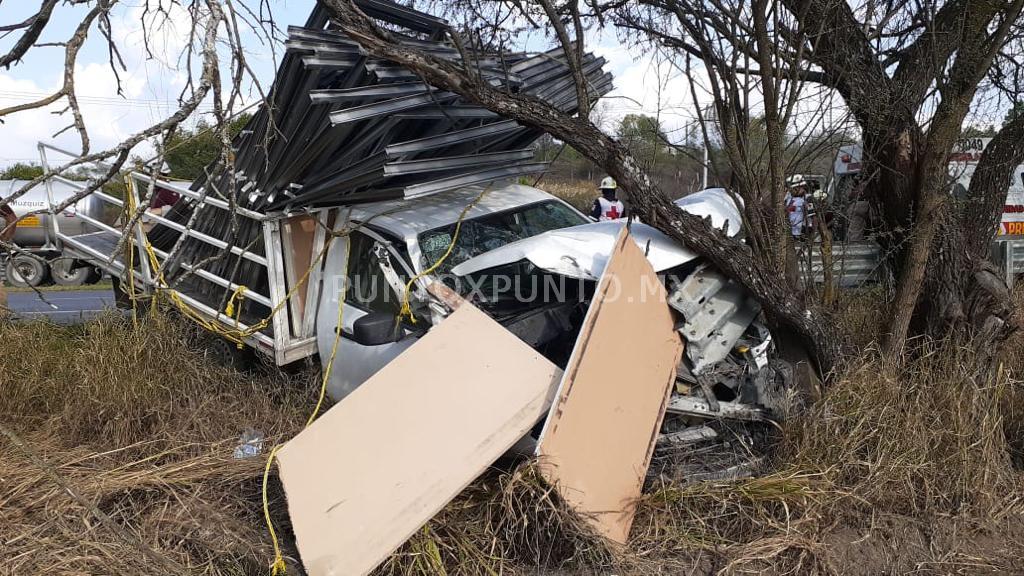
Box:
[784,176,808,240]
[590,176,626,221]
[0,201,17,319]
[150,162,180,210]
[846,175,871,241]
[142,162,180,234]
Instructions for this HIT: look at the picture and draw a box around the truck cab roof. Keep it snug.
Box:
[345,183,576,242]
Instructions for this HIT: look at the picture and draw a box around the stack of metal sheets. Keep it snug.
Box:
[152,0,611,326]
[192,0,612,211]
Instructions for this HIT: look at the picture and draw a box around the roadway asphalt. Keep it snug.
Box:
[5,288,118,324]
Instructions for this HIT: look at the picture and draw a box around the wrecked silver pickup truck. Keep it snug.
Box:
[54,161,791,476]
[320,183,792,475]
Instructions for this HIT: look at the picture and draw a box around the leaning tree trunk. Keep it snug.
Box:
[784,0,1019,357]
[860,92,1020,356]
[321,0,847,376]
[885,129,961,354]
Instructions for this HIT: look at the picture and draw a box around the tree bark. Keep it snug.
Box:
[921,113,1024,355]
[963,114,1024,261]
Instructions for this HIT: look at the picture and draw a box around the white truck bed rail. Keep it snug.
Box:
[39,142,329,366]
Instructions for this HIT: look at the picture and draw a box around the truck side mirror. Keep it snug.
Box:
[350,311,404,346]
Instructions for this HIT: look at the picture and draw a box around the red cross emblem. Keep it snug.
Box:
[606,205,620,219]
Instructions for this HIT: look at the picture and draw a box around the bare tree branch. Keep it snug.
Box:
[0,0,60,69]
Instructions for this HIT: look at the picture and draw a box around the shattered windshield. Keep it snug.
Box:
[418,200,587,273]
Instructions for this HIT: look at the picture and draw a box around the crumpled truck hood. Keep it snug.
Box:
[450,187,742,280]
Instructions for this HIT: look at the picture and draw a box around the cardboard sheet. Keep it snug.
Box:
[537,226,683,544]
[284,214,317,323]
[277,303,563,576]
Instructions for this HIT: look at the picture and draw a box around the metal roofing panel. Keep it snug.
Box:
[309,82,430,103]
[328,92,457,124]
[402,162,550,199]
[383,149,535,175]
[384,120,520,157]
[345,183,564,239]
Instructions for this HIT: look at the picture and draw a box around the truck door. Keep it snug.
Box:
[317,226,419,402]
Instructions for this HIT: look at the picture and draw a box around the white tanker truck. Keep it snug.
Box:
[0,178,106,287]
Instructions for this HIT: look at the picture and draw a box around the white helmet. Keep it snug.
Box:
[599,176,617,190]
[148,160,172,176]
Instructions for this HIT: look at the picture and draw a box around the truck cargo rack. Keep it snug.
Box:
[39,142,329,366]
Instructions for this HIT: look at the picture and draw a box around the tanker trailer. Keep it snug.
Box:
[0,178,106,287]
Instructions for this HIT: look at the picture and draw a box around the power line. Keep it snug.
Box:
[0,89,203,105]
[0,90,217,110]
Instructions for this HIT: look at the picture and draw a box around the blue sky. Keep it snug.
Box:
[0,1,704,170]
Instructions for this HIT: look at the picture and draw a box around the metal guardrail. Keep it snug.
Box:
[804,238,1024,290]
[997,238,1024,290]
[800,241,882,287]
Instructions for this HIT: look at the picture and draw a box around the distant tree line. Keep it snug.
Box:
[536,112,853,199]
[0,163,44,180]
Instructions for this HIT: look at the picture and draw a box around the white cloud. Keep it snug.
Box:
[0,62,187,169]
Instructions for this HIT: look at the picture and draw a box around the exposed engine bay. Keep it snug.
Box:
[332,187,803,481]
[452,245,798,481]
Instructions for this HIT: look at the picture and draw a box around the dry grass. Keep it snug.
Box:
[377,464,618,576]
[831,285,892,350]
[0,312,312,450]
[538,180,596,213]
[621,288,1024,575]
[0,311,315,575]
[1,290,1023,575]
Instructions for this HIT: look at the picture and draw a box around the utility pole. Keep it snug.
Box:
[701,104,711,189]
[702,142,708,189]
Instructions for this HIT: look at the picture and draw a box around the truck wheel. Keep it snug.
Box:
[205,334,256,372]
[50,258,91,286]
[6,255,49,288]
[84,266,103,284]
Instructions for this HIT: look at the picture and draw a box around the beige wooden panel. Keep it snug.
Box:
[538,227,683,544]
[277,304,562,576]
[284,214,317,323]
